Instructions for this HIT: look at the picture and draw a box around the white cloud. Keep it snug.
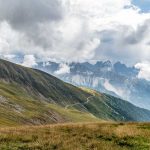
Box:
[135,62,150,81]
[0,0,149,64]
[0,22,21,54]
[22,55,37,67]
[3,54,16,60]
[103,79,126,98]
[55,63,70,75]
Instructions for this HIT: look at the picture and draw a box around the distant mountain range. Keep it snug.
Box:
[1,59,150,126]
[36,60,150,110]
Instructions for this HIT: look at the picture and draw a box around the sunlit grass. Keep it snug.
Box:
[0,122,150,150]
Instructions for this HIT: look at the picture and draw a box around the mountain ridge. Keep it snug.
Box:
[35,60,150,110]
[0,59,150,126]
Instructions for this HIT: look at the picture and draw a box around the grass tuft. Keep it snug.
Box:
[0,122,150,150]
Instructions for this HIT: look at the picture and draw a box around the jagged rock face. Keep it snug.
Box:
[36,61,150,110]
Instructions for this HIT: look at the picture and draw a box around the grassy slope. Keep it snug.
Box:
[0,59,150,126]
[0,59,91,106]
[77,88,150,122]
[0,81,99,127]
[0,122,150,150]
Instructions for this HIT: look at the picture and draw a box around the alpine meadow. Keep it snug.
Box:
[0,0,150,150]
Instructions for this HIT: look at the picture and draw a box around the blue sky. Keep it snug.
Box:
[132,0,150,12]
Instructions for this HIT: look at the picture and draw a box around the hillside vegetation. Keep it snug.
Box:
[0,122,150,150]
[0,59,150,126]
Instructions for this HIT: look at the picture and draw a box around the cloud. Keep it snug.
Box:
[54,63,70,75]
[22,55,37,67]
[0,0,149,64]
[0,0,62,27]
[0,0,64,53]
[135,62,150,81]
[95,19,150,64]
[103,79,126,98]
[2,54,16,60]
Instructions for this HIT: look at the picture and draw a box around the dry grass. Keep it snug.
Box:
[0,122,150,150]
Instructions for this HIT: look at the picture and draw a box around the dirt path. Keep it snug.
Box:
[65,94,95,110]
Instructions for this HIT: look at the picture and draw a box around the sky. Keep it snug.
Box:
[0,0,149,73]
[132,0,150,12]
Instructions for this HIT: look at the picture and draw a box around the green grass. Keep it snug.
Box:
[47,103,99,122]
[0,122,150,150]
[1,80,150,127]
[0,81,99,127]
